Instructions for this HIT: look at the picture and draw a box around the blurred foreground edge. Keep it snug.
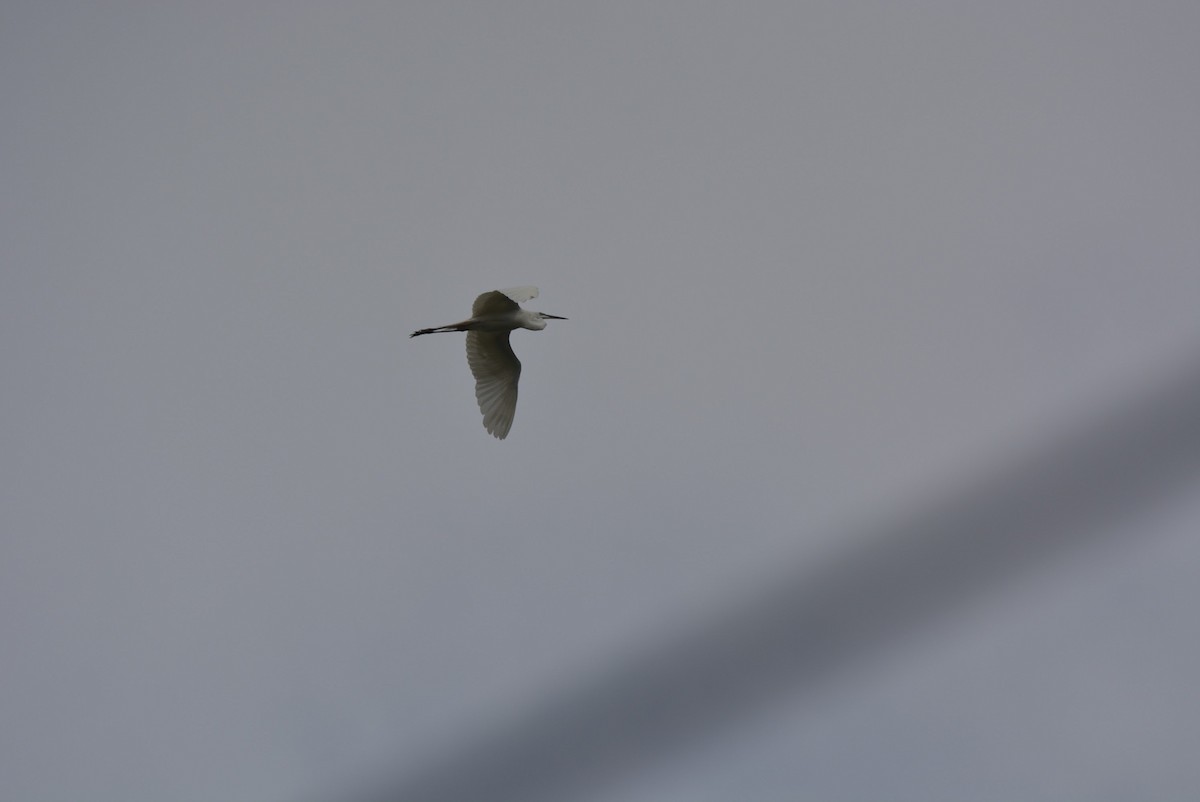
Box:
[350,354,1200,802]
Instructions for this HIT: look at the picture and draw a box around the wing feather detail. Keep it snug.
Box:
[465,330,521,439]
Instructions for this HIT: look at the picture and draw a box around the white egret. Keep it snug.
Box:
[411,286,567,439]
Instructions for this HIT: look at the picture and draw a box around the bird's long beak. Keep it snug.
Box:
[542,314,568,320]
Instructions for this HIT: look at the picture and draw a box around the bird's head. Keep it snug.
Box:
[524,311,566,331]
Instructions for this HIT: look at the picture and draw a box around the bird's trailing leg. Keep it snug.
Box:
[410,322,468,338]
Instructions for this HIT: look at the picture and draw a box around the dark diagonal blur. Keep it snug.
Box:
[352,353,1200,802]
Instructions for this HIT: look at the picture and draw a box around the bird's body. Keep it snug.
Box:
[411,287,566,439]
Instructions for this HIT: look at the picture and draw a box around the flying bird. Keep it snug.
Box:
[411,287,567,439]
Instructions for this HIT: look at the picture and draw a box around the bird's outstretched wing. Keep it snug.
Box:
[466,330,521,439]
[472,286,538,317]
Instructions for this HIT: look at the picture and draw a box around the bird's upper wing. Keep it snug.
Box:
[499,286,538,305]
[466,330,521,439]
[472,287,538,317]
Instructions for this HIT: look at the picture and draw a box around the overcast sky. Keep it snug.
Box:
[4,3,1200,800]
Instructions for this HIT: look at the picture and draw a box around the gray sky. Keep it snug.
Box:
[4,3,1200,800]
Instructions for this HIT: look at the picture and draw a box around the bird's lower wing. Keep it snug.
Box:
[466,331,521,439]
